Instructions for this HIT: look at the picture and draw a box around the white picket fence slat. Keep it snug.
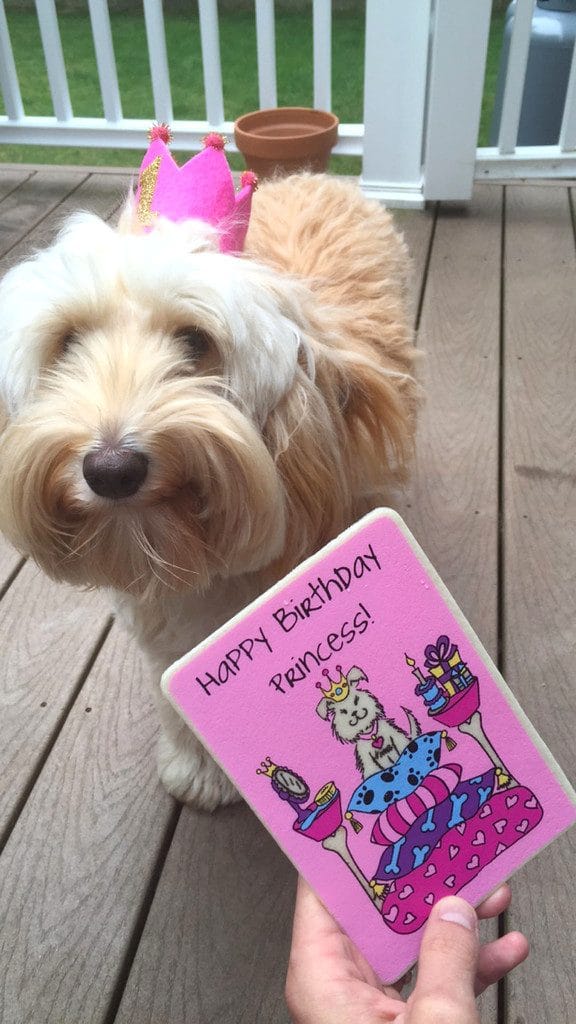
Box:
[313,0,331,113]
[559,32,576,152]
[87,0,122,124]
[0,1,23,121]
[143,0,173,125]
[35,0,72,122]
[199,0,225,127]
[255,0,277,110]
[497,0,536,155]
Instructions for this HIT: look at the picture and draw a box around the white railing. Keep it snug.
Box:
[0,0,361,158]
[475,0,576,182]
[1,0,576,206]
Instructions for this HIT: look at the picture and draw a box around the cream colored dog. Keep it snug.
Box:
[0,173,416,809]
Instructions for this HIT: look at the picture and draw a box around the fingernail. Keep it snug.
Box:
[436,897,478,932]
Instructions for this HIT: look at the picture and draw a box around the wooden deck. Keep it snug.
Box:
[0,166,574,1024]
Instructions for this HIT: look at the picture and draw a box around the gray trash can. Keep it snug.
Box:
[490,0,576,146]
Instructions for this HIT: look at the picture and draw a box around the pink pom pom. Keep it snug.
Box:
[148,122,172,144]
[203,132,226,151]
[240,170,259,191]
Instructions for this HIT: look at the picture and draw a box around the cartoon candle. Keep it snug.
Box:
[406,654,448,713]
[405,653,427,687]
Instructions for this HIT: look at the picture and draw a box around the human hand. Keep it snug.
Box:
[285,877,529,1024]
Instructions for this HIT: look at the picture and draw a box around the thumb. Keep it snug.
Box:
[408,897,480,1024]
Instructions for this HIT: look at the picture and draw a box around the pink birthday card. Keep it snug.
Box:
[162,509,576,983]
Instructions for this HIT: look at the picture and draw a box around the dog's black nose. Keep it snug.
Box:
[83,447,149,499]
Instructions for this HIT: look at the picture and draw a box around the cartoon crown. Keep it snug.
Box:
[256,756,278,778]
[316,666,349,702]
[135,123,258,254]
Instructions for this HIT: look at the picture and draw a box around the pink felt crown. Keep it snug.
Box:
[135,124,258,254]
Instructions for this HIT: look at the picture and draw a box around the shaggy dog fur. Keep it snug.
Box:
[0,173,417,809]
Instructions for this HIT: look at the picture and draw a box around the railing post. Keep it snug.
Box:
[198,0,225,127]
[143,0,174,126]
[87,0,122,124]
[313,0,331,113]
[360,0,431,208]
[35,0,72,122]
[255,0,277,110]
[424,0,492,201]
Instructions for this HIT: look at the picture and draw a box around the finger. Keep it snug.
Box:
[474,931,529,996]
[291,876,337,949]
[411,897,479,1021]
[476,884,512,920]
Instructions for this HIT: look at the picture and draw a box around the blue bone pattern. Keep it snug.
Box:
[412,844,431,869]
[384,836,406,875]
[447,792,468,828]
[421,807,436,832]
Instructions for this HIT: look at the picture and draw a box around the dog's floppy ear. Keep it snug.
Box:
[263,322,417,571]
[315,696,335,721]
[346,666,367,689]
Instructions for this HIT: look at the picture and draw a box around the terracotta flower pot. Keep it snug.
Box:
[234,107,339,179]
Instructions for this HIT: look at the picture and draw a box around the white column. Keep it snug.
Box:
[424,0,492,201]
[360,0,430,208]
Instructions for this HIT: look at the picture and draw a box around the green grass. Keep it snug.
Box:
[0,6,502,172]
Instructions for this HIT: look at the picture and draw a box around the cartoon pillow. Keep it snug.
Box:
[347,731,444,815]
[372,769,496,881]
[370,763,462,846]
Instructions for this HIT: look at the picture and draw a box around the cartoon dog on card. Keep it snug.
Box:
[314,665,421,777]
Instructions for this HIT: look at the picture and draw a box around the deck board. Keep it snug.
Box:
[0,169,88,257]
[501,185,576,1023]
[0,562,110,844]
[0,623,175,1024]
[0,170,130,274]
[397,186,503,1023]
[115,805,296,1024]
[0,169,574,1023]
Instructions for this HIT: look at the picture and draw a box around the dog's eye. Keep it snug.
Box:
[176,326,211,360]
[340,708,348,716]
[354,695,359,706]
